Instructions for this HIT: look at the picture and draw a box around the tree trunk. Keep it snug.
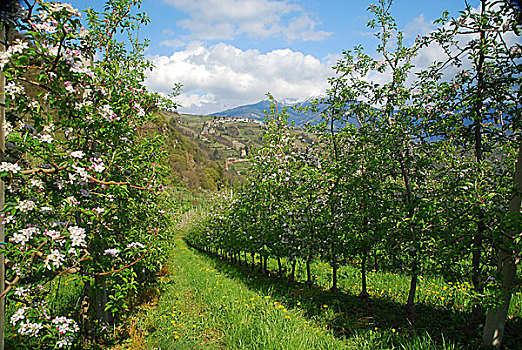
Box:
[360,251,369,301]
[258,254,263,272]
[95,275,112,330]
[306,257,312,287]
[289,259,297,284]
[482,141,522,347]
[277,257,282,278]
[406,256,418,322]
[470,228,484,331]
[469,0,487,333]
[330,247,338,292]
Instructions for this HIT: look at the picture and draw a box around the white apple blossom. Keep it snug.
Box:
[18,321,44,336]
[56,336,75,348]
[14,286,31,298]
[68,226,86,247]
[127,242,145,249]
[52,316,79,335]
[16,200,36,212]
[40,206,53,214]
[28,101,39,110]
[33,20,58,34]
[8,39,29,55]
[10,306,28,325]
[72,166,89,181]
[0,161,21,174]
[48,3,81,17]
[44,249,65,270]
[11,227,39,246]
[0,51,10,69]
[70,150,85,159]
[29,178,44,189]
[104,248,120,257]
[5,82,25,99]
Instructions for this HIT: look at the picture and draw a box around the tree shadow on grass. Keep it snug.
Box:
[192,248,522,350]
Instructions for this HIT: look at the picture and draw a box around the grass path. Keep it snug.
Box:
[122,236,521,350]
[126,238,350,350]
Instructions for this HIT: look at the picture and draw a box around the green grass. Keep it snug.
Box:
[129,239,350,349]
[123,238,498,350]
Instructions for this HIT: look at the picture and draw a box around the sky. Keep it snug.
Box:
[68,0,481,114]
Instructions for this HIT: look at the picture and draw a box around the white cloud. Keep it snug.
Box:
[405,14,435,38]
[162,0,331,42]
[145,42,332,114]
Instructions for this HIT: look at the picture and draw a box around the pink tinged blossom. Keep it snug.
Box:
[91,158,105,173]
[510,46,522,55]
[134,102,145,117]
[29,178,44,189]
[2,214,14,225]
[99,105,118,121]
[43,229,61,239]
[63,81,75,94]
[66,196,80,206]
[93,207,105,215]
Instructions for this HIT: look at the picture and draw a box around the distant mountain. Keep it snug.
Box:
[210,98,325,127]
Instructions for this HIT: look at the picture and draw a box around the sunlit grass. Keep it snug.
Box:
[126,238,493,349]
[135,239,349,349]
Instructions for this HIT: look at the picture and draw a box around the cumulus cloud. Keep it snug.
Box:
[145,42,332,114]
[162,0,331,42]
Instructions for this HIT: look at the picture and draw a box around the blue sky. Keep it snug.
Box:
[70,0,480,114]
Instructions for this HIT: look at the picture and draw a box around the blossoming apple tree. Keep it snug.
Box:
[0,0,175,347]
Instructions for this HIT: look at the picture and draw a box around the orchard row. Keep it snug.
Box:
[186,1,521,348]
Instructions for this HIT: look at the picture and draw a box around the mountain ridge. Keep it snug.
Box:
[210,98,325,127]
